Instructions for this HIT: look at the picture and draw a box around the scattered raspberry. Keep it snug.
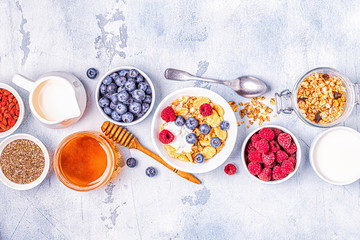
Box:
[273,166,286,180]
[158,129,175,144]
[254,139,269,153]
[199,103,213,116]
[281,160,294,175]
[251,134,261,147]
[248,162,262,175]
[288,157,296,166]
[269,140,280,153]
[273,128,282,138]
[262,152,275,165]
[246,143,256,154]
[264,161,276,169]
[278,133,292,149]
[259,128,275,141]
[276,150,288,163]
[258,168,272,181]
[161,106,176,122]
[248,150,262,163]
[284,142,297,154]
[224,164,237,175]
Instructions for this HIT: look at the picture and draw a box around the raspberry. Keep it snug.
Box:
[273,166,286,180]
[251,134,261,147]
[269,140,280,153]
[259,128,275,141]
[246,143,256,154]
[224,164,237,175]
[254,139,269,153]
[248,150,262,163]
[158,129,175,144]
[258,168,272,181]
[199,103,213,116]
[273,128,282,138]
[161,106,176,122]
[277,133,292,149]
[248,162,262,175]
[262,152,275,165]
[288,157,296,166]
[276,150,288,163]
[284,142,297,154]
[264,161,276,169]
[281,160,294,175]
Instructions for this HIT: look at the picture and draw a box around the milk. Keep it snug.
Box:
[312,128,360,184]
[32,78,80,122]
[163,121,193,153]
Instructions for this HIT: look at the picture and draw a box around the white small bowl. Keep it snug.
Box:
[95,66,155,126]
[241,125,302,184]
[151,87,238,173]
[0,134,50,190]
[0,83,25,138]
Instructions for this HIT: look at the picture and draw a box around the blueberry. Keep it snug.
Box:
[86,68,98,79]
[132,89,146,102]
[144,95,152,104]
[102,76,113,85]
[104,92,112,99]
[117,90,130,102]
[210,137,221,148]
[110,102,117,110]
[129,102,142,114]
[220,121,230,131]
[199,124,211,135]
[194,154,205,163]
[175,116,185,126]
[126,158,137,168]
[119,69,129,77]
[110,72,119,80]
[103,107,112,115]
[107,83,117,94]
[186,133,197,144]
[114,77,126,87]
[129,69,139,78]
[185,117,198,130]
[111,111,121,122]
[125,80,136,92]
[145,87,152,95]
[138,82,148,92]
[122,112,134,123]
[135,111,145,119]
[117,85,126,92]
[145,167,157,177]
[115,103,127,115]
[100,84,107,95]
[110,93,119,104]
[123,97,134,106]
[98,97,110,108]
[136,75,144,83]
[142,103,150,113]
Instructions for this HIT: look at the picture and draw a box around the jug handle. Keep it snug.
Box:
[12,74,35,92]
[275,89,294,114]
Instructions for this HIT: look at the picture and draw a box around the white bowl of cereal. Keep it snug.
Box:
[151,87,237,173]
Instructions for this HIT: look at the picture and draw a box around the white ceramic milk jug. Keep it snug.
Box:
[12,71,87,128]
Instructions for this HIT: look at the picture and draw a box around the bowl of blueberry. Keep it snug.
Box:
[96,67,155,125]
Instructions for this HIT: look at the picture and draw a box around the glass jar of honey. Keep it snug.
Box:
[54,131,117,191]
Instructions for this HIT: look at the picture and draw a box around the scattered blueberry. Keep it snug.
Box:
[102,76,113,85]
[145,167,157,177]
[115,76,127,87]
[132,89,146,102]
[119,70,129,77]
[129,102,142,114]
[122,112,134,123]
[117,90,130,102]
[115,103,127,115]
[87,68,98,79]
[110,102,117,110]
[194,154,205,163]
[145,87,152,95]
[144,95,152,104]
[210,137,221,148]
[186,133,197,144]
[110,93,119,104]
[100,84,107,95]
[136,75,144,82]
[126,158,137,168]
[129,69,139,78]
[142,103,150,113]
[111,111,121,121]
[185,117,198,130]
[138,82,148,92]
[175,116,185,126]
[125,80,136,92]
[220,121,230,131]
[103,107,112,115]
[199,124,211,135]
[107,83,117,94]
[99,97,110,108]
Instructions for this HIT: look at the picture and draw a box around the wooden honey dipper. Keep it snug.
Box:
[101,121,201,184]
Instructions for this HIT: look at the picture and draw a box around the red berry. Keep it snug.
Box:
[254,139,269,153]
[262,152,275,165]
[273,166,286,180]
[258,168,272,181]
[276,150,288,163]
[248,162,262,175]
[288,157,297,166]
[199,103,213,116]
[259,128,275,141]
[161,106,176,122]
[246,143,256,154]
[251,134,261,147]
[248,150,262,163]
[277,133,292,149]
[281,160,294,175]
[224,164,237,175]
[284,142,297,154]
[264,161,276,169]
[273,128,282,137]
[269,140,280,153]
[158,129,175,144]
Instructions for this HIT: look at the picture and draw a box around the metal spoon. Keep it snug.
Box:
[164,68,268,98]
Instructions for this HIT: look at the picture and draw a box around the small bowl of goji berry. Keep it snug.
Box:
[0,83,24,138]
[241,125,301,184]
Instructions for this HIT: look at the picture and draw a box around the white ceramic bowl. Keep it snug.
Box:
[0,83,25,138]
[0,134,50,190]
[95,66,155,126]
[241,125,301,184]
[151,87,237,173]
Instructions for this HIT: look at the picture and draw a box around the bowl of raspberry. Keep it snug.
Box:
[95,66,155,126]
[241,125,301,184]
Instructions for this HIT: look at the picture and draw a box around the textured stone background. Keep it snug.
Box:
[1,0,360,239]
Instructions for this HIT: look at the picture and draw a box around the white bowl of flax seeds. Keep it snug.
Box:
[0,134,50,190]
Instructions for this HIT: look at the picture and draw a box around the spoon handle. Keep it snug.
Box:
[164,68,225,84]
